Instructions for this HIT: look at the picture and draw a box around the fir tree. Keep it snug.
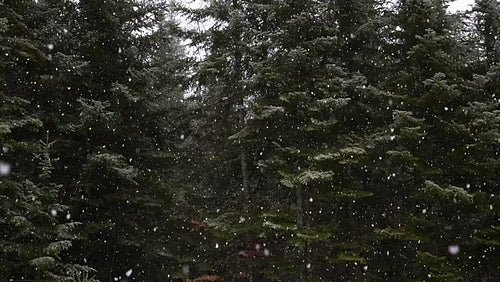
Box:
[368,0,499,280]
[29,0,190,280]
[0,2,88,279]
[185,1,391,280]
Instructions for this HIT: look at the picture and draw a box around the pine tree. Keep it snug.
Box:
[3,0,498,280]
[0,2,90,279]
[334,0,387,81]
[473,0,500,66]
[367,0,499,280]
[178,0,268,279]
[187,1,392,280]
[28,0,190,280]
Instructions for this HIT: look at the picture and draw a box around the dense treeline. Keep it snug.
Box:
[0,0,498,281]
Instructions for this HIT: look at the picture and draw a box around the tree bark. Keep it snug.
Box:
[296,186,306,282]
[240,150,249,203]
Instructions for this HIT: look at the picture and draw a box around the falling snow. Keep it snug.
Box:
[1,0,497,280]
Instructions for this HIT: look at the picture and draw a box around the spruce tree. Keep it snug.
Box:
[178,0,268,279]
[29,0,190,280]
[2,0,498,280]
[368,0,499,280]
[186,1,391,280]
[0,1,91,280]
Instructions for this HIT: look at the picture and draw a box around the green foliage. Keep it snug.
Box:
[1,0,499,281]
[414,251,463,281]
[420,180,473,203]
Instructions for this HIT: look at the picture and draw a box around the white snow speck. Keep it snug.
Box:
[390,136,396,141]
[363,265,368,271]
[309,197,313,202]
[66,213,71,220]
[47,44,54,51]
[215,243,219,249]
[50,209,57,217]
[0,161,11,176]
[306,263,311,269]
[448,245,460,255]
[125,269,133,277]
[180,134,185,140]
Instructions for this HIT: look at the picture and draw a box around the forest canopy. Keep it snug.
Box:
[0,0,498,281]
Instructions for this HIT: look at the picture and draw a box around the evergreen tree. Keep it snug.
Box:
[0,1,91,280]
[184,1,392,280]
[368,0,499,280]
[473,0,500,66]
[1,0,499,280]
[29,0,190,280]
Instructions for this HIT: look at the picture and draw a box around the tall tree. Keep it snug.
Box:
[0,1,92,280]
[473,0,500,66]
[178,1,276,279]
[368,0,499,280]
[185,1,392,280]
[30,0,190,280]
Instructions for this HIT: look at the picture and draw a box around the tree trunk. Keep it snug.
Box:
[296,186,306,282]
[240,150,249,204]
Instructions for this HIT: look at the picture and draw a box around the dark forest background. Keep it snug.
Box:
[0,0,498,281]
